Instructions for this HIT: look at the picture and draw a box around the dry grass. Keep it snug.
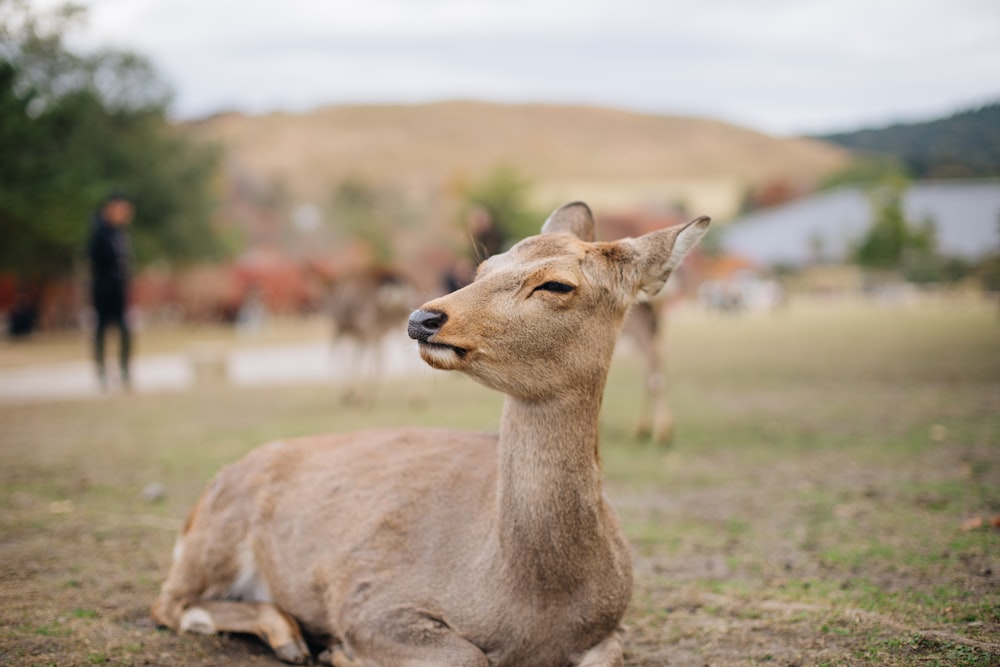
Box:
[188,101,850,215]
[1,295,998,666]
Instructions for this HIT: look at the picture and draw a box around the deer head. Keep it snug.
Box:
[409,202,710,400]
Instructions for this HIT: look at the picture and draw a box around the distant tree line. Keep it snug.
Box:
[818,102,1000,179]
[0,1,221,295]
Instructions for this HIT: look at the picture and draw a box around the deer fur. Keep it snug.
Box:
[152,202,710,666]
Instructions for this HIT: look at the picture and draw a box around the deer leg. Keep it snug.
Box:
[334,607,488,667]
[348,340,378,406]
[648,369,674,445]
[573,629,625,667]
[653,407,675,445]
[177,600,311,664]
[339,338,366,405]
[367,339,384,401]
[626,301,664,442]
[633,372,655,440]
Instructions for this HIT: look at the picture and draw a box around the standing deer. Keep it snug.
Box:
[152,202,710,666]
[598,209,692,446]
[326,267,416,403]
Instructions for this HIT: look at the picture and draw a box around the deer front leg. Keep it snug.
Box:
[178,600,311,664]
[633,369,657,440]
[650,370,675,445]
[635,369,674,445]
[572,629,625,667]
[333,607,488,667]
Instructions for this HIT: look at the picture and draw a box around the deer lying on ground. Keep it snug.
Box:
[152,202,710,666]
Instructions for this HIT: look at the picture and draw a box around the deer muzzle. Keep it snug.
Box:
[407,309,447,343]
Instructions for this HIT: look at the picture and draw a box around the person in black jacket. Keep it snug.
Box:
[87,192,135,391]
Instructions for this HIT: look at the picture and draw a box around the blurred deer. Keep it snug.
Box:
[317,266,416,403]
[600,209,692,445]
[152,202,709,666]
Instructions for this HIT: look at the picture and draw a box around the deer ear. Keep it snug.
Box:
[629,216,710,299]
[541,202,596,242]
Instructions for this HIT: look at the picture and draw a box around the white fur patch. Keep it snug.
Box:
[227,537,272,602]
[171,536,184,563]
[418,342,463,369]
[180,607,217,635]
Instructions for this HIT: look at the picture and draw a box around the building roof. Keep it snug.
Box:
[721,179,1000,266]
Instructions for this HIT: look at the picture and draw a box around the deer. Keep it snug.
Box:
[151,202,710,666]
[462,206,685,445]
[325,267,416,403]
[305,262,418,403]
[596,208,694,446]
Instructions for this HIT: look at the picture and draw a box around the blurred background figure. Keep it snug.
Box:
[326,267,417,404]
[88,192,135,391]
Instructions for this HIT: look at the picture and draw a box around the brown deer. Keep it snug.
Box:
[598,209,692,446]
[325,267,416,402]
[305,261,418,402]
[151,202,710,666]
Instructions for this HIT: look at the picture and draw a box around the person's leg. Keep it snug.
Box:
[103,285,131,389]
[117,308,131,388]
[94,309,108,390]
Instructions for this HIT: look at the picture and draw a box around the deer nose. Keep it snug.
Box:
[408,309,447,342]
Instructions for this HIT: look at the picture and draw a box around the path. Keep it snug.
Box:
[0,336,428,403]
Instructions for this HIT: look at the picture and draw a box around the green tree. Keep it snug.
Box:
[819,102,1000,178]
[853,179,944,282]
[856,182,924,264]
[0,1,220,285]
[854,183,912,269]
[328,177,397,266]
[819,155,909,190]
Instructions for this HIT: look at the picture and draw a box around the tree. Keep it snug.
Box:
[853,178,940,281]
[854,183,912,269]
[328,177,395,266]
[0,1,220,293]
[819,155,909,190]
[819,102,1000,178]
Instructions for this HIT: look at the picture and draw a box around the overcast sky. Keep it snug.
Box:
[34,0,1000,136]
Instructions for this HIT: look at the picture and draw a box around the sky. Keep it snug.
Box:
[32,0,1000,136]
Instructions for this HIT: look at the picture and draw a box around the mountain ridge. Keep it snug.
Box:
[185,100,850,217]
[818,101,1000,178]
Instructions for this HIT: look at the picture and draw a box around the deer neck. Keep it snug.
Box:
[494,378,610,588]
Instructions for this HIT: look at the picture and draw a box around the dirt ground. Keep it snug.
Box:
[1,299,998,666]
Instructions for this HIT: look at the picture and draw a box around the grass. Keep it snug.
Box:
[0,294,998,666]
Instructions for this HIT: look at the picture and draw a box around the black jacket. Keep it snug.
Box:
[88,215,131,288]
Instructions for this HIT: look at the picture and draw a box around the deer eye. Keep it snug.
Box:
[533,281,575,294]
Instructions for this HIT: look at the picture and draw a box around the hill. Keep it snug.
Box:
[818,102,1000,178]
[185,101,849,219]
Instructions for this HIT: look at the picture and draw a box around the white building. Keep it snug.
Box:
[721,180,1000,266]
